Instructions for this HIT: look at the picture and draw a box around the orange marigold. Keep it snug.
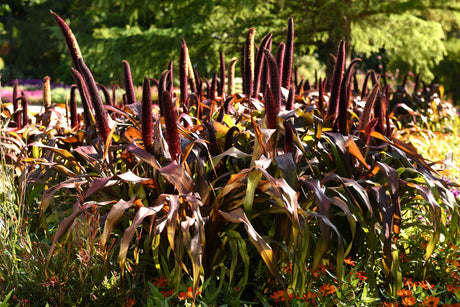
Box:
[124,298,135,307]
[178,286,200,300]
[401,296,417,307]
[152,276,168,287]
[403,278,415,288]
[270,290,285,303]
[319,284,336,296]
[447,283,460,293]
[302,291,317,305]
[383,302,400,307]
[344,257,356,266]
[397,289,412,297]
[421,296,440,307]
[418,280,434,290]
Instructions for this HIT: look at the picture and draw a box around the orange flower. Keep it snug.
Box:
[383,302,400,307]
[397,289,412,297]
[401,296,417,306]
[421,296,440,307]
[355,271,367,281]
[124,298,135,307]
[403,278,415,288]
[161,289,174,298]
[400,252,408,263]
[418,280,434,290]
[319,284,336,296]
[270,290,285,303]
[302,291,317,305]
[284,262,293,273]
[344,258,356,266]
[178,286,200,300]
[447,283,460,293]
[152,276,168,287]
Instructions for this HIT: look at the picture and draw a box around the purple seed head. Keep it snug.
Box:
[77,58,111,144]
[123,60,136,104]
[218,51,225,97]
[263,48,281,116]
[162,91,180,161]
[275,42,286,89]
[142,76,153,153]
[326,40,345,123]
[180,38,189,107]
[70,84,79,130]
[282,17,294,89]
[51,11,83,70]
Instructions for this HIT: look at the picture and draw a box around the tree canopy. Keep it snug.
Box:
[2,0,460,101]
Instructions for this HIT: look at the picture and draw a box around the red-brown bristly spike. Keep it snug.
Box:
[303,79,311,92]
[193,67,202,99]
[51,11,83,70]
[43,76,51,109]
[205,78,211,100]
[242,28,255,97]
[253,33,273,98]
[112,84,120,107]
[337,58,361,134]
[180,38,189,107]
[20,91,28,127]
[142,76,153,153]
[374,92,385,134]
[286,84,295,111]
[263,49,281,115]
[284,120,294,153]
[361,71,371,99]
[326,40,345,124]
[12,80,20,126]
[123,60,136,104]
[282,17,294,89]
[318,77,324,111]
[99,84,113,106]
[77,58,111,144]
[275,42,286,89]
[168,60,174,96]
[158,70,170,117]
[353,70,359,94]
[218,51,225,97]
[211,72,218,101]
[264,85,277,130]
[162,91,180,162]
[71,67,93,130]
[70,84,79,130]
[370,70,379,86]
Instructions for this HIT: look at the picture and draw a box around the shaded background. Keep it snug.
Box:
[1,0,460,103]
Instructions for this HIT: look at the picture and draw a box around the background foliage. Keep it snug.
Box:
[2,0,460,102]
